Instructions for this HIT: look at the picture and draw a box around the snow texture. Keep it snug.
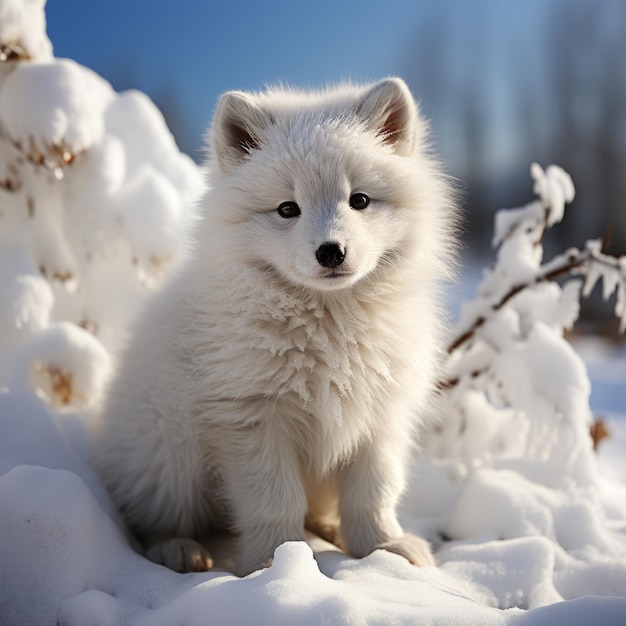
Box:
[0,0,51,65]
[1,2,626,624]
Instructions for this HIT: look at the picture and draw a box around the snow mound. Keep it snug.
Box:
[0,457,517,626]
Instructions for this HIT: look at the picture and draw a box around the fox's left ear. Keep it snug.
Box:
[356,78,420,156]
[212,91,273,174]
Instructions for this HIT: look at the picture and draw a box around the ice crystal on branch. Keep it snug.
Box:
[430,164,626,483]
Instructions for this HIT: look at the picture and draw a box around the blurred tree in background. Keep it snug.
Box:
[402,0,626,258]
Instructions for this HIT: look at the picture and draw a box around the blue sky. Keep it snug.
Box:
[43,1,562,166]
[46,0,435,158]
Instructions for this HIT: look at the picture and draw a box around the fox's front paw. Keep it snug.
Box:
[145,538,214,573]
[379,533,435,567]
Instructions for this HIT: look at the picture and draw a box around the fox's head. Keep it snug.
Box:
[205,78,451,292]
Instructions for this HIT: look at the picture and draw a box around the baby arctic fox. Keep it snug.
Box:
[93,77,457,576]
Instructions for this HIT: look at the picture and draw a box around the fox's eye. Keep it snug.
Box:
[349,192,370,210]
[277,201,301,218]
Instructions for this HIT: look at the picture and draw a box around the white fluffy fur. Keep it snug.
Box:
[92,78,457,575]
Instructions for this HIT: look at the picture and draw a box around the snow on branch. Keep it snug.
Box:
[0,0,202,407]
[448,236,626,356]
[429,164,625,484]
[448,164,626,358]
[0,0,52,65]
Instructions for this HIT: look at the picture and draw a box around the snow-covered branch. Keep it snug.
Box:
[448,236,626,356]
[0,0,201,407]
[429,164,625,481]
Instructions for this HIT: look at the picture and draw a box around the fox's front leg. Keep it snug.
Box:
[339,437,435,567]
[222,421,307,576]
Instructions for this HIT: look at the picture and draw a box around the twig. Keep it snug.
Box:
[447,245,622,354]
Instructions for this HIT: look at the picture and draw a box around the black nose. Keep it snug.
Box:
[316,242,345,268]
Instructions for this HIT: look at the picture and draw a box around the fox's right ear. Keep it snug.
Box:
[356,78,420,157]
[212,91,272,174]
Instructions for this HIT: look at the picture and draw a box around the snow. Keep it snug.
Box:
[0,0,52,65]
[0,59,113,169]
[1,2,626,624]
[19,321,112,409]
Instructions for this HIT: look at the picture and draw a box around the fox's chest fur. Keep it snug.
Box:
[177,265,422,474]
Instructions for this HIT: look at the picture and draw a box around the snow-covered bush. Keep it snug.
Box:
[0,0,202,407]
[427,164,625,486]
[396,164,626,613]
